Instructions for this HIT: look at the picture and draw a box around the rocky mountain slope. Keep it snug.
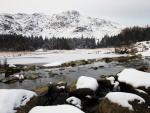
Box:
[0,10,124,40]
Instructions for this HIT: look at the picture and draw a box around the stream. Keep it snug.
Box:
[0,57,150,90]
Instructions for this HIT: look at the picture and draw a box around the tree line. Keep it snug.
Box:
[98,26,150,47]
[0,34,96,51]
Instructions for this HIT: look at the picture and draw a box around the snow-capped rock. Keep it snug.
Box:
[66,96,81,108]
[76,76,99,91]
[118,68,150,88]
[105,92,145,110]
[0,89,37,113]
[0,10,124,40]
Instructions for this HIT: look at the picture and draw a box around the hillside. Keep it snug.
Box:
[0,10,123,40]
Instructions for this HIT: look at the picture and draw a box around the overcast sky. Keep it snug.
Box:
[0,0,150,26]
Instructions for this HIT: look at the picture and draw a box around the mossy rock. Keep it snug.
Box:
[69,80,77,92]
[26,74,40,80]
[57,81,67,87]
[48,71,59,77]
[99,98,149,113]
[33,85,49,95]
[116,55,142,63]
[24,65,36,71]
[102,58,113,63]
[4,67,22,77]
[16,96,39,113]
[61,60,92,67]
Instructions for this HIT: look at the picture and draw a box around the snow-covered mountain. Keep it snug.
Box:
[0,10,124,40]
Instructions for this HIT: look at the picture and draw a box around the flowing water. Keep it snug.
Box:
[0,57,150,90]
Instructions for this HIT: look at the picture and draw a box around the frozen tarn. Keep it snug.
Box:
[0,89,37,113]
[0,49,126,66]
[29,105,85,113]
[106,92,145,110]
[118,68,150,88]
[76,76,98,91]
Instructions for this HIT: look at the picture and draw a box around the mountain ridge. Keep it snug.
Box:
[0,10,124,40]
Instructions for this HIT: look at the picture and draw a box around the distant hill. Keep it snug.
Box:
[0,10,123,40]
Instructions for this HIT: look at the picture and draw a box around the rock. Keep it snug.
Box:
[137,66,149,72]
[102,58,113,63]
[115,55,142,63]
[97,77,115,97]
[82,96,99,113]
[76,76,99,91]
[56,81,67,90]
[33,85,49,95]
[99,92,150,113]
[90,67,98,70]
[38,83,69,106]
[70,88,95,99]
[61,60,91,67]
[26,74,40,80]
[16,96,39,113]
[115,47,138,54]
[119,82,150,106]
[99,98,149,113]
[69,80,77,92]
[2,76,23,84]
[118,69,150,95]
[66,96,81,108]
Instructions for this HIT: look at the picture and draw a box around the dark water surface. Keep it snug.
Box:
[0,57,150,90]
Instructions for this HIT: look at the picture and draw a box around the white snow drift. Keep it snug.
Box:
[0,89,37,113]
[76,76,99,91]
[106,92,145,110]
[29,105,85,113]
[118,68,150,88]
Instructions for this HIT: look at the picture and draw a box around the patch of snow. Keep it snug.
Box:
[0,89,37,113]
[106,76,119,91]
[12,74,24,80]
[118,68,150,88]
[66,97,81,108]
[134,41,150,56]
[56,86,65,89]
[76,76,98,91]
[139,50,150,57]
[135,89,148,94]
[86,95,92,99]
[35,49,45,52]
[106,92,145,110]
[9,64,16,67]
[43,62,63,67]
[29,105,85,113]
[106,76,115,84]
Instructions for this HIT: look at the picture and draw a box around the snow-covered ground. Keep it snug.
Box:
[0,89,37,113]
[76,76,98,91]
[29,105,85,113]
[134,41,150,57]
[0,49,124,66]
[118,68,150,88]
[106,92,145,110]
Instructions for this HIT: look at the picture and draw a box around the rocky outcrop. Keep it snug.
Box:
[99,98,149,113]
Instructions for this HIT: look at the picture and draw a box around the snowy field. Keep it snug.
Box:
[0,48,124,67]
